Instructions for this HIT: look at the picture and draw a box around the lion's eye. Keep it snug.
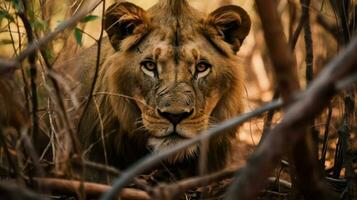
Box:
[141,61,157,71]
[196,62,211,73]
[195,62,211,79]
[141,60,157,78]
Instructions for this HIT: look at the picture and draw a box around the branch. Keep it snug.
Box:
[0,0,102,73]
[316,14,342,42]
[71,157,151,191]
[152,168,238,199]
[71,157,120,176]
[225,36,357,200]
[290,2,308,49]
[0,182,48,200]
[254,0,300,102]
[320,104,333,167]
[253,0,323,198]
[18,0,39,142]
[33,178,150,200]
[292,0,324,198]
[302,0,314,84]
[77,0,106,154]
[152,168,293,199]
[17,1,44,179]
[98,100,283,200]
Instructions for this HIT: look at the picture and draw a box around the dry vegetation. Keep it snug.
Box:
[0,0,356,199]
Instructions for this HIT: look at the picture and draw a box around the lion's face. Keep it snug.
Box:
[104,1,250,163]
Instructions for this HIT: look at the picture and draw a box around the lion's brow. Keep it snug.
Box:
[154,48,161,59]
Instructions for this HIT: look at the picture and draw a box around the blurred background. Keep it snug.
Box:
[0,0,356,199]
[0,0,352,169]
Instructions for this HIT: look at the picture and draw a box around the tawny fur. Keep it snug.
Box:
[58,0,250,174]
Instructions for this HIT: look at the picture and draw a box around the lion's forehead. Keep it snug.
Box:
[140,39,214,63]
[136,24,221,59]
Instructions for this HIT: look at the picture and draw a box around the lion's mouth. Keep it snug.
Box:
[147,130,198,163]
[153,131,189,140]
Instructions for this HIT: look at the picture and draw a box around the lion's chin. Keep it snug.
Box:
[147,137,198,164]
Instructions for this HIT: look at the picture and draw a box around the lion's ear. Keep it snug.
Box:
[104,2,149,50]
[206,5,251,52]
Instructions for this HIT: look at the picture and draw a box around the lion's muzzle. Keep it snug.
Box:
[155,82,195,135]
[158,109,193,126]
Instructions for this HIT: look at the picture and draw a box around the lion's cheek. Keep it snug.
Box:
[133,93,146,112]
[204,89,222,116]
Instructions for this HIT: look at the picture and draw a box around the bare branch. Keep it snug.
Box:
[0,0,102,73]
[77,0,106,161]
[253,0,324,198]
[225,36,357,200]
[72,157,120,176]
[33,178,151,200]
[254,1,300,102]
[18,0,40,143]
[0,182,48,200]
[302,0,314,84]
[152,168,237,199]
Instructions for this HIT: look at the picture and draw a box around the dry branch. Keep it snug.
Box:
[254,0,300,101]
[72,157,120,176]
[253,0,323,198]
[33,178,150,200]
[0,0,102,73]
[0,73,29,178]
[225,36,357,199]
[302,0,313,84]
[0,182,48,200]
[18,0,39,142]
[316,15,341,42]
[17,0,46,179]
[77,0,106,149]
[151,168,237,199]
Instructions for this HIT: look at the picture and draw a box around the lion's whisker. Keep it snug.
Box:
[93,91,148,107]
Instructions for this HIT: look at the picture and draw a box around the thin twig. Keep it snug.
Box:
[32,177,151,200]
[18,0,39,142]
[0,182,48,200]
[302,0,314,85]
[290,0,310,50]
[260,89,280,142]
[254,0,325,198]
[19,128,45,177]
[72,157,120,176]
[152,168,238,199]
[77,0,105,136]
[316,14,341,42]
[90,97,109,183]
[225,36,357,200]
[320,104,333,167]
[0,126,19,178]
[0,0,102,73]
[71,156,151,192]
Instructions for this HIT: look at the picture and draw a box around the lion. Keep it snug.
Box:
[63,0,250,175]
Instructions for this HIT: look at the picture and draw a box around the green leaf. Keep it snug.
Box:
[80,15,99,23]
[74,27,83,46]
[32,18,48,31]
[0,9,14,22]
[0,39,13,45]
[11,0,23,12]
[43,48,54,61]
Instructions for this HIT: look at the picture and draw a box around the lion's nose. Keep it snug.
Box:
[158,109,193,125]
